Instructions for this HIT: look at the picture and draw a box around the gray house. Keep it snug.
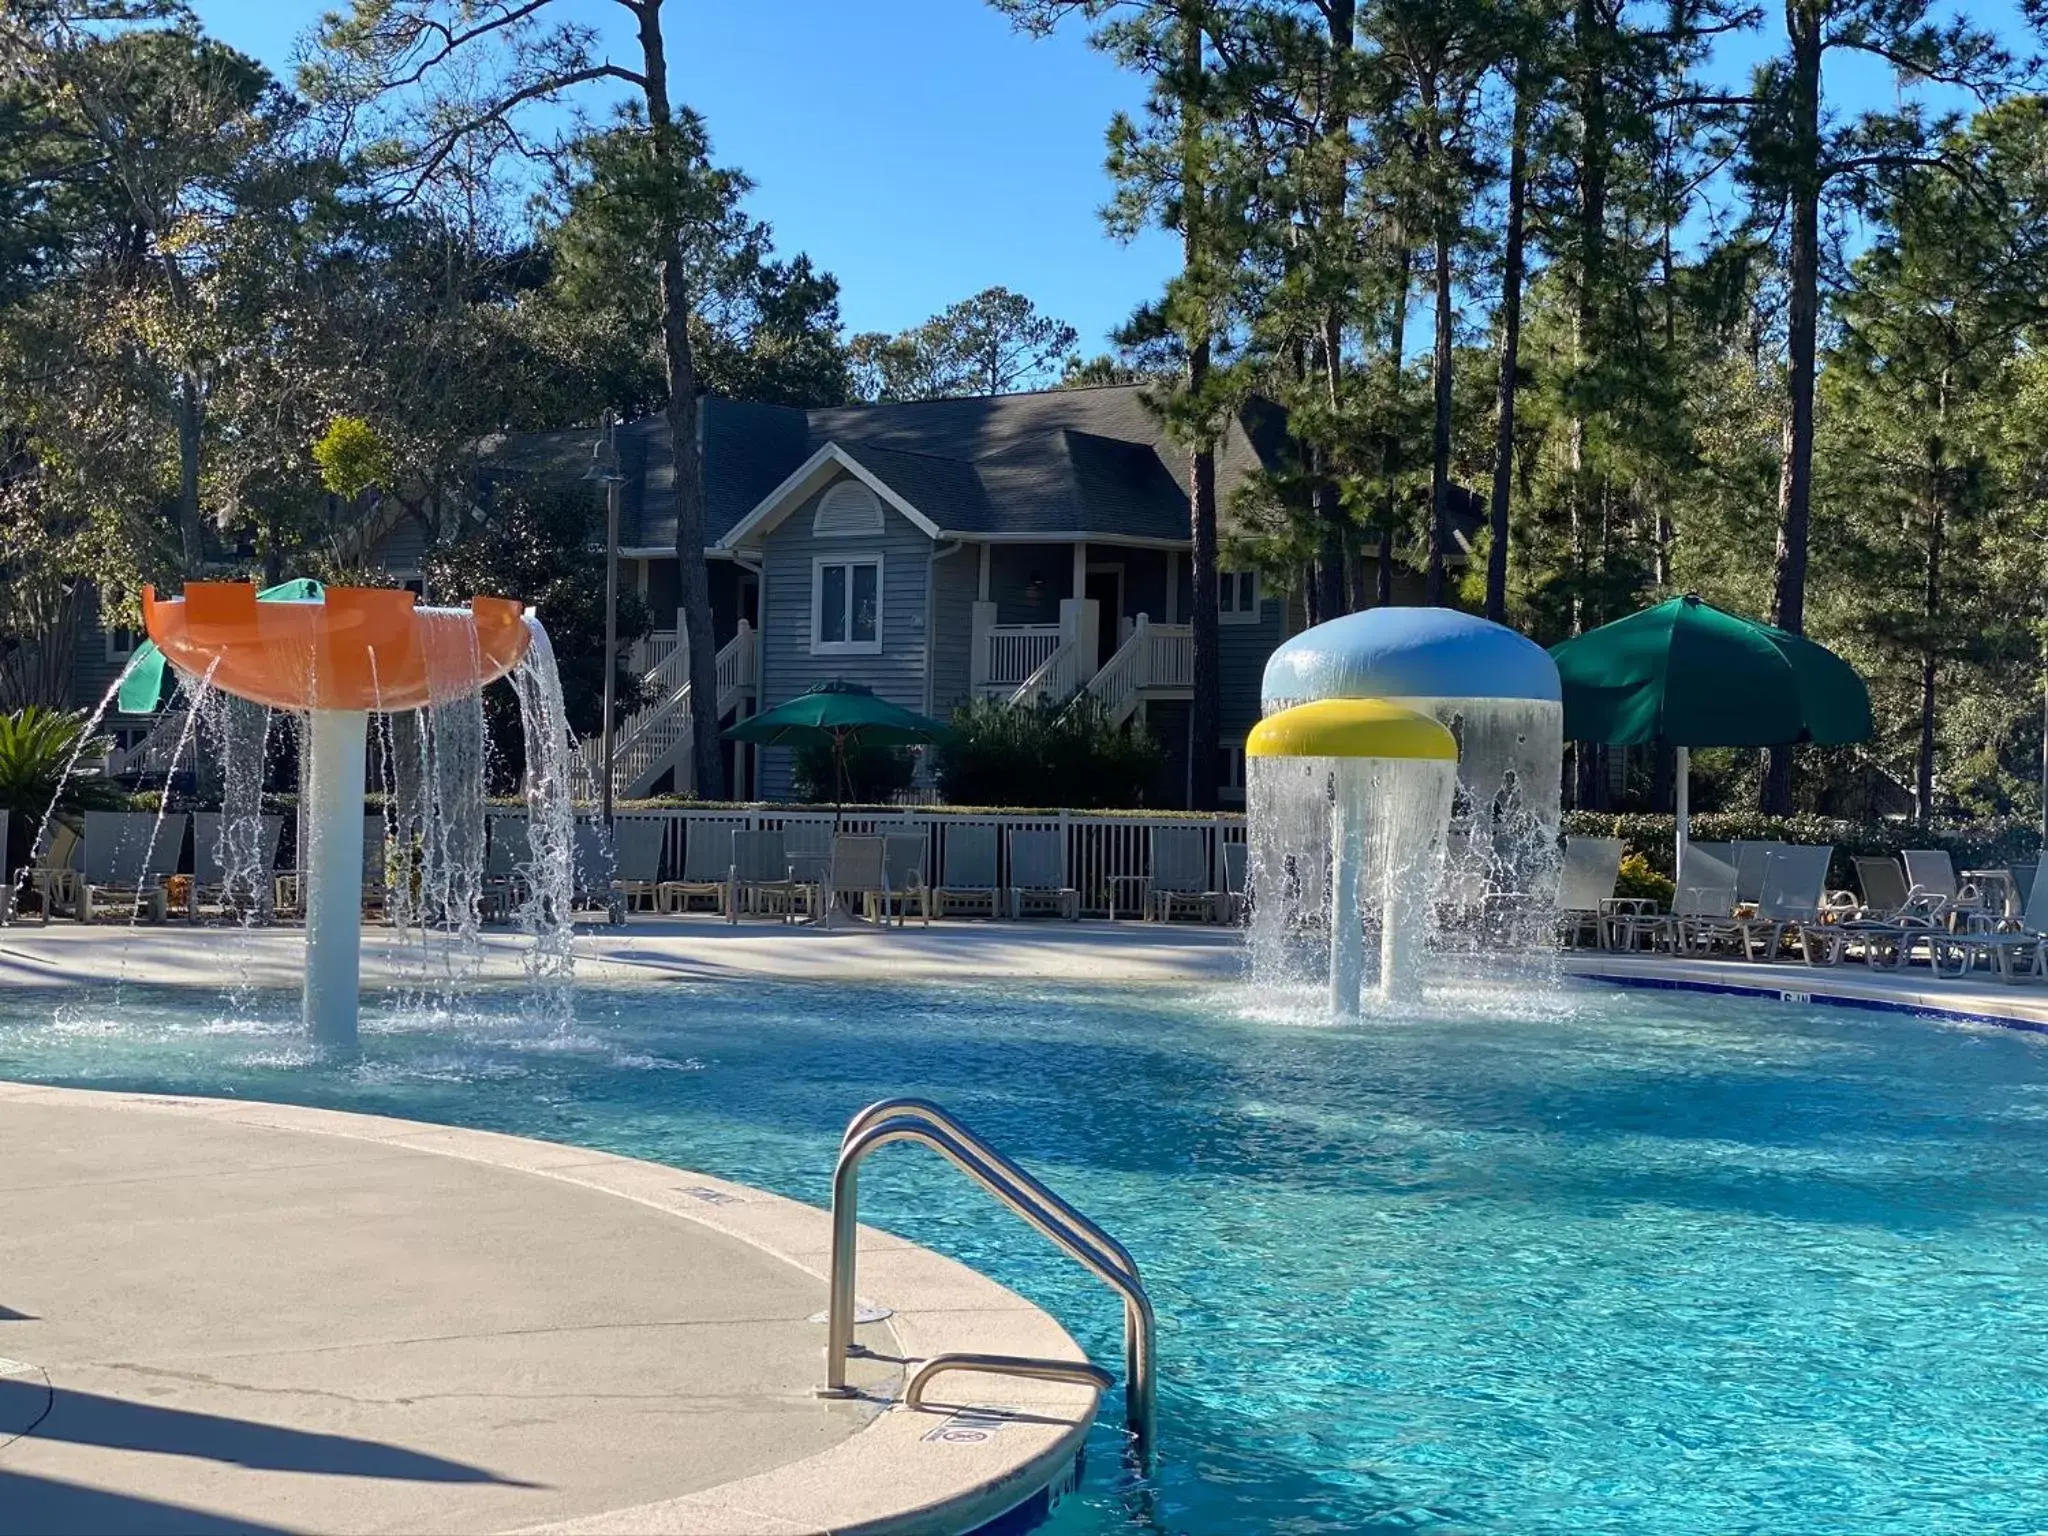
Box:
[476,384,1346,806]
[78,384,1473,805]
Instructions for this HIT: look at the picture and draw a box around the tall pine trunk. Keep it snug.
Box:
[1485,61,1530,624]
[176,372,204,574]
[1426,219,1453,605]
[1183,14,1220,811]
[1314,0,1357,622]
[1765,2,1823,814]
[636,0,724,800]
[1377,244,1411,607]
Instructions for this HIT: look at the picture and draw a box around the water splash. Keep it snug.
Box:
[508,614,577,1029]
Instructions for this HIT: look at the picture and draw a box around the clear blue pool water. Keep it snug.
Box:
[3,976,2047,1533]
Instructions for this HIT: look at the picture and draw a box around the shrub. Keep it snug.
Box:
[934,694,1163,809]
[791,740,915,804]
[1565,810,2043,890]
[1613,851,1674,906]
[0,707,126,818]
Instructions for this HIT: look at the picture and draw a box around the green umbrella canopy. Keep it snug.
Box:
[116,578,325,715]
[725,679,950,749]
[1549,594,1872,748]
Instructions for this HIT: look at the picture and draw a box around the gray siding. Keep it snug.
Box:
[368,513,428,577]
[70,588,151,731]
[756,472,934,800]
[986,542,1073,625]
[930,542,978,713]
[1218,593,1286,743]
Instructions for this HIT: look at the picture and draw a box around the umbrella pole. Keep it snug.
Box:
[1675,744,1690,879]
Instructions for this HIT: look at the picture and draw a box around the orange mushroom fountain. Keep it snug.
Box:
[142,582,535,1051]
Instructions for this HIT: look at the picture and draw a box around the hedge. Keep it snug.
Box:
[1565,811,2043,890]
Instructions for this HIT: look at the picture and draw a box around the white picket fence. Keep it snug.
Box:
[602,806,1247,918]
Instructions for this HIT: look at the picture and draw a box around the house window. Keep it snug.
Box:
[812,555,883,655]
[1219,744,1247,801]
[105,624,138,661]
[813,480,884,538]
[1218,570,1261,624]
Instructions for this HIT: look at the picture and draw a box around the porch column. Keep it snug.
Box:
[970,601,996,690]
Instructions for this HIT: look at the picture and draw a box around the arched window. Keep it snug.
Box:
[813,479,884,538]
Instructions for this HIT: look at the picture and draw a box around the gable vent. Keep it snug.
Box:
[814,479,884,538]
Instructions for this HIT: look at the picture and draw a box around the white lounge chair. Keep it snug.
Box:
[1221,840,1249,923]
[1903,849,1986,924]
[728,830,807,922]
[1556,835,1624,948]
[661,824,730,914]
[1148,826,1220,922]
[934,825,1001,918]
[1927,862,2048,983]
[1795,855,1946,968]
[610,816,667,913]
[1007,829,1078,919]
[191,811,282,921]
[78,811,186,922]
[877,834,932,927]
[1697,845,1833,961]
[573,822,623,923]
[14,820,80,922]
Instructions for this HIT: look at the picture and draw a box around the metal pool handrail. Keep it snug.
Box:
[837,1097,1141,1283]
[819,1101,1158,1468]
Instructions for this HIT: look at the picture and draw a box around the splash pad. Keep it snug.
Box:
[1247,609,1565,1013]
[140,582,556,1052]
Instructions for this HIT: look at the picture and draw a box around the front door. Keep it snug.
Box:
[1085,567,1123,669]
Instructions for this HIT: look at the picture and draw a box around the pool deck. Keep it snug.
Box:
[6,914,2047,1029]
[0,1083,1101,1535]
[0,915,1245,990]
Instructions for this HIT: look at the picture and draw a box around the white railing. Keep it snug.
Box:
[108,709,191,779]
[1080,617,1194,725]
[601,805,1248,920]
[982,624,1064,690]
[1008,636,1086,708]
[579,622,756,797]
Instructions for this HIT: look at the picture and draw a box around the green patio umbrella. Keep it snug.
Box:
[116,577,324,715]
[1549,593,1872,869]
[724,679,949,810]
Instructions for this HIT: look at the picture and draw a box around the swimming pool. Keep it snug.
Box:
[2,976,2045,1533]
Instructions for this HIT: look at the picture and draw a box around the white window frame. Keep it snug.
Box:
[1218,569,1262,625]
[811,553,884,656]
[1220,743,1247,801]
[104,622,138,661]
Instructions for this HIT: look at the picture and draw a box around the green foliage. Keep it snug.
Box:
[0,707,127,818]
[849,286,1079,400]
[790,741,916,805]
[1613,852,1674,906]
[934,695,1163,810]
[425,483,652,790]
[1565,810,2043,891]
[310,416,393,499]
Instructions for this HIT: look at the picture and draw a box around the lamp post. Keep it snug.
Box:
[584,411,625,832]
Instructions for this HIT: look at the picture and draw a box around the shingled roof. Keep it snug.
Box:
[480,384,1480,553]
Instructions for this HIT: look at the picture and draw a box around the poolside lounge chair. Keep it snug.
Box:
[478,812,522,923]
[190,811,282,921]
[1148,826,1220,922]
[661,824,731,915]
[1697,844,1832,961]
[1221,840,1249,923]
[1605,841,1736,953]
[1007,829,1078,919]
[877,834,932,927]
[1556,835,1624,948]
[79,810,186,922]
[828,835,887,924]
[12,820,80,922]
[1732,840,1791,907]
[934,825,1001,918]
[1795,856,1945,968]
[727,830,806,923]
[1926,862,2048,983]
[573,822,624,923]
[1903,850,1986,925]
[611,817,667,913]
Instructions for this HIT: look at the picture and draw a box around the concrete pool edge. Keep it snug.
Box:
[0,1080,1102,1536]
[1566,953,2048,1033]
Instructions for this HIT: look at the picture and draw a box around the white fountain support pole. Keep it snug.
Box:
[1329,792,1367,1017]
[303,709,368,1052]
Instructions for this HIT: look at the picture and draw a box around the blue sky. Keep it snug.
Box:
[192,0,2037,355]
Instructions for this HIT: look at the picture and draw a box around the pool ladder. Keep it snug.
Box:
[818,1096,1158,1469]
